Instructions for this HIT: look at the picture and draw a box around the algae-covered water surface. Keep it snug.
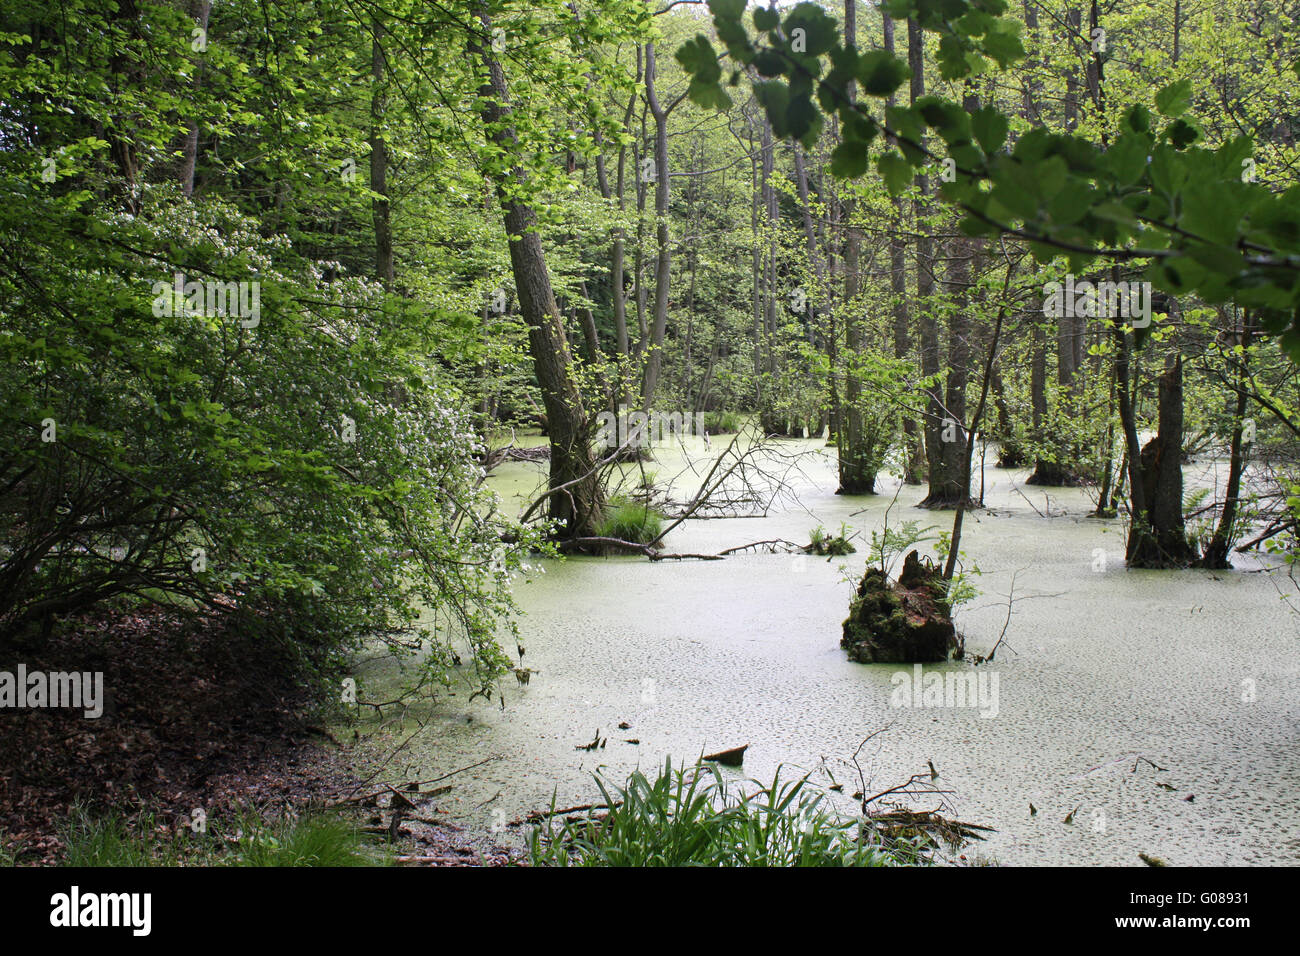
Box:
[347,436,1300,866]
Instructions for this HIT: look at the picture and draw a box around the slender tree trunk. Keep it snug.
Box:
[837,0,873,493]
[179,0,212,198]
[910,17,953,507]
[925,87,981,507]
[640,41,671,410]
[884,8,922,484]
[1201,309,1254,568]
[370,19,394,289]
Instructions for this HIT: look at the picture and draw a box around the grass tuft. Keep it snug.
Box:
[528,758,911,867]
[597,496,664,545]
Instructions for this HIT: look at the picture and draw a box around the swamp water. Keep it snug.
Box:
[347,435,1300,865]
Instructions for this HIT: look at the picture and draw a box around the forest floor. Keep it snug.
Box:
[0,606,513,865]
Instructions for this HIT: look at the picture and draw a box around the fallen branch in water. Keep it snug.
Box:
[866,808,995,847]
[393,853,482,866]
[508,801,623,827]
[326,755,500,807]
[647,538,805,561]
[648,551,725,561]
[719,538,803,555]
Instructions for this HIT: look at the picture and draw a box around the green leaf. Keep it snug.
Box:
[708,0,746,22]
[877,151,914,195]
[1123,104,1151,134]
[990,166,1038,219]
[752,7,780,31]
[676,35,721,84]
[1105,133,1151,187]
[1165,117,1200,150]
[753,81,791,138]
[782,3,838,57]
[830,140,871,179]
[1154,79,1192,118]
[1180,184,1240,245]
[982,21,1024,68]
[856,50,910,96]
[688,78,733,111]
[971,105,1008,154]
[787,93,823,146]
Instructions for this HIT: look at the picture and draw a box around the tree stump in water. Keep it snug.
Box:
[841,551,962,663]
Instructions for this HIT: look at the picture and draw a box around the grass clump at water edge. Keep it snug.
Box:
[527,757,921,867]
[596,496,664,545]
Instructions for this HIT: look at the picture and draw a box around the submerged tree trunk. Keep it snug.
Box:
[836,0,876,494]
[1201,309,1255,568]
[1127,354,1195,567]
[472,11,602,538]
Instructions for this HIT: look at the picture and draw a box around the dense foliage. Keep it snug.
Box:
[4,0,1300,684]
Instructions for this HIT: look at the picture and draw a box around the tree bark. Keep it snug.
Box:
[640,40,671,410]
[370,18,394,289]
[1201,309,1254,568]
[471,10,602,538]
[1128,355,1194,567]
[179,0,212,198]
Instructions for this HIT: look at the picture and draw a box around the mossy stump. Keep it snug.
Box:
[841,550,962,663]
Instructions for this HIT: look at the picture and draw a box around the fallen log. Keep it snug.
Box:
[701,744,748,766]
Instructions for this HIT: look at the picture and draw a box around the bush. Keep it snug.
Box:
[528,758,901,867]
[0,181,538,684]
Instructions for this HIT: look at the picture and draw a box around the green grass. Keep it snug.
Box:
[528,758,908,867]
[597,496,664,544]
[55,807,382,867]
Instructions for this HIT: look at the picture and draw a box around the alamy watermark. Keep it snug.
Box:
[50,886,150,936]
[151,272,261,328]
[596,410,708,451]
[890,664,999,719]
[1043,274,1151,328]
[1,665,104,718]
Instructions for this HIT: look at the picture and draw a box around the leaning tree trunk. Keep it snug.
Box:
[472,11,602,538]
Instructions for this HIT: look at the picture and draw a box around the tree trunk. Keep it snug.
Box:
[883,6,922,485]
[1201,309,1254,568]
[179,0,212,198]
[907,18,944,504]
[471,10,602,538]
[370,18,394,289]
[640,40,671,410]
[1127,355,1194,567]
